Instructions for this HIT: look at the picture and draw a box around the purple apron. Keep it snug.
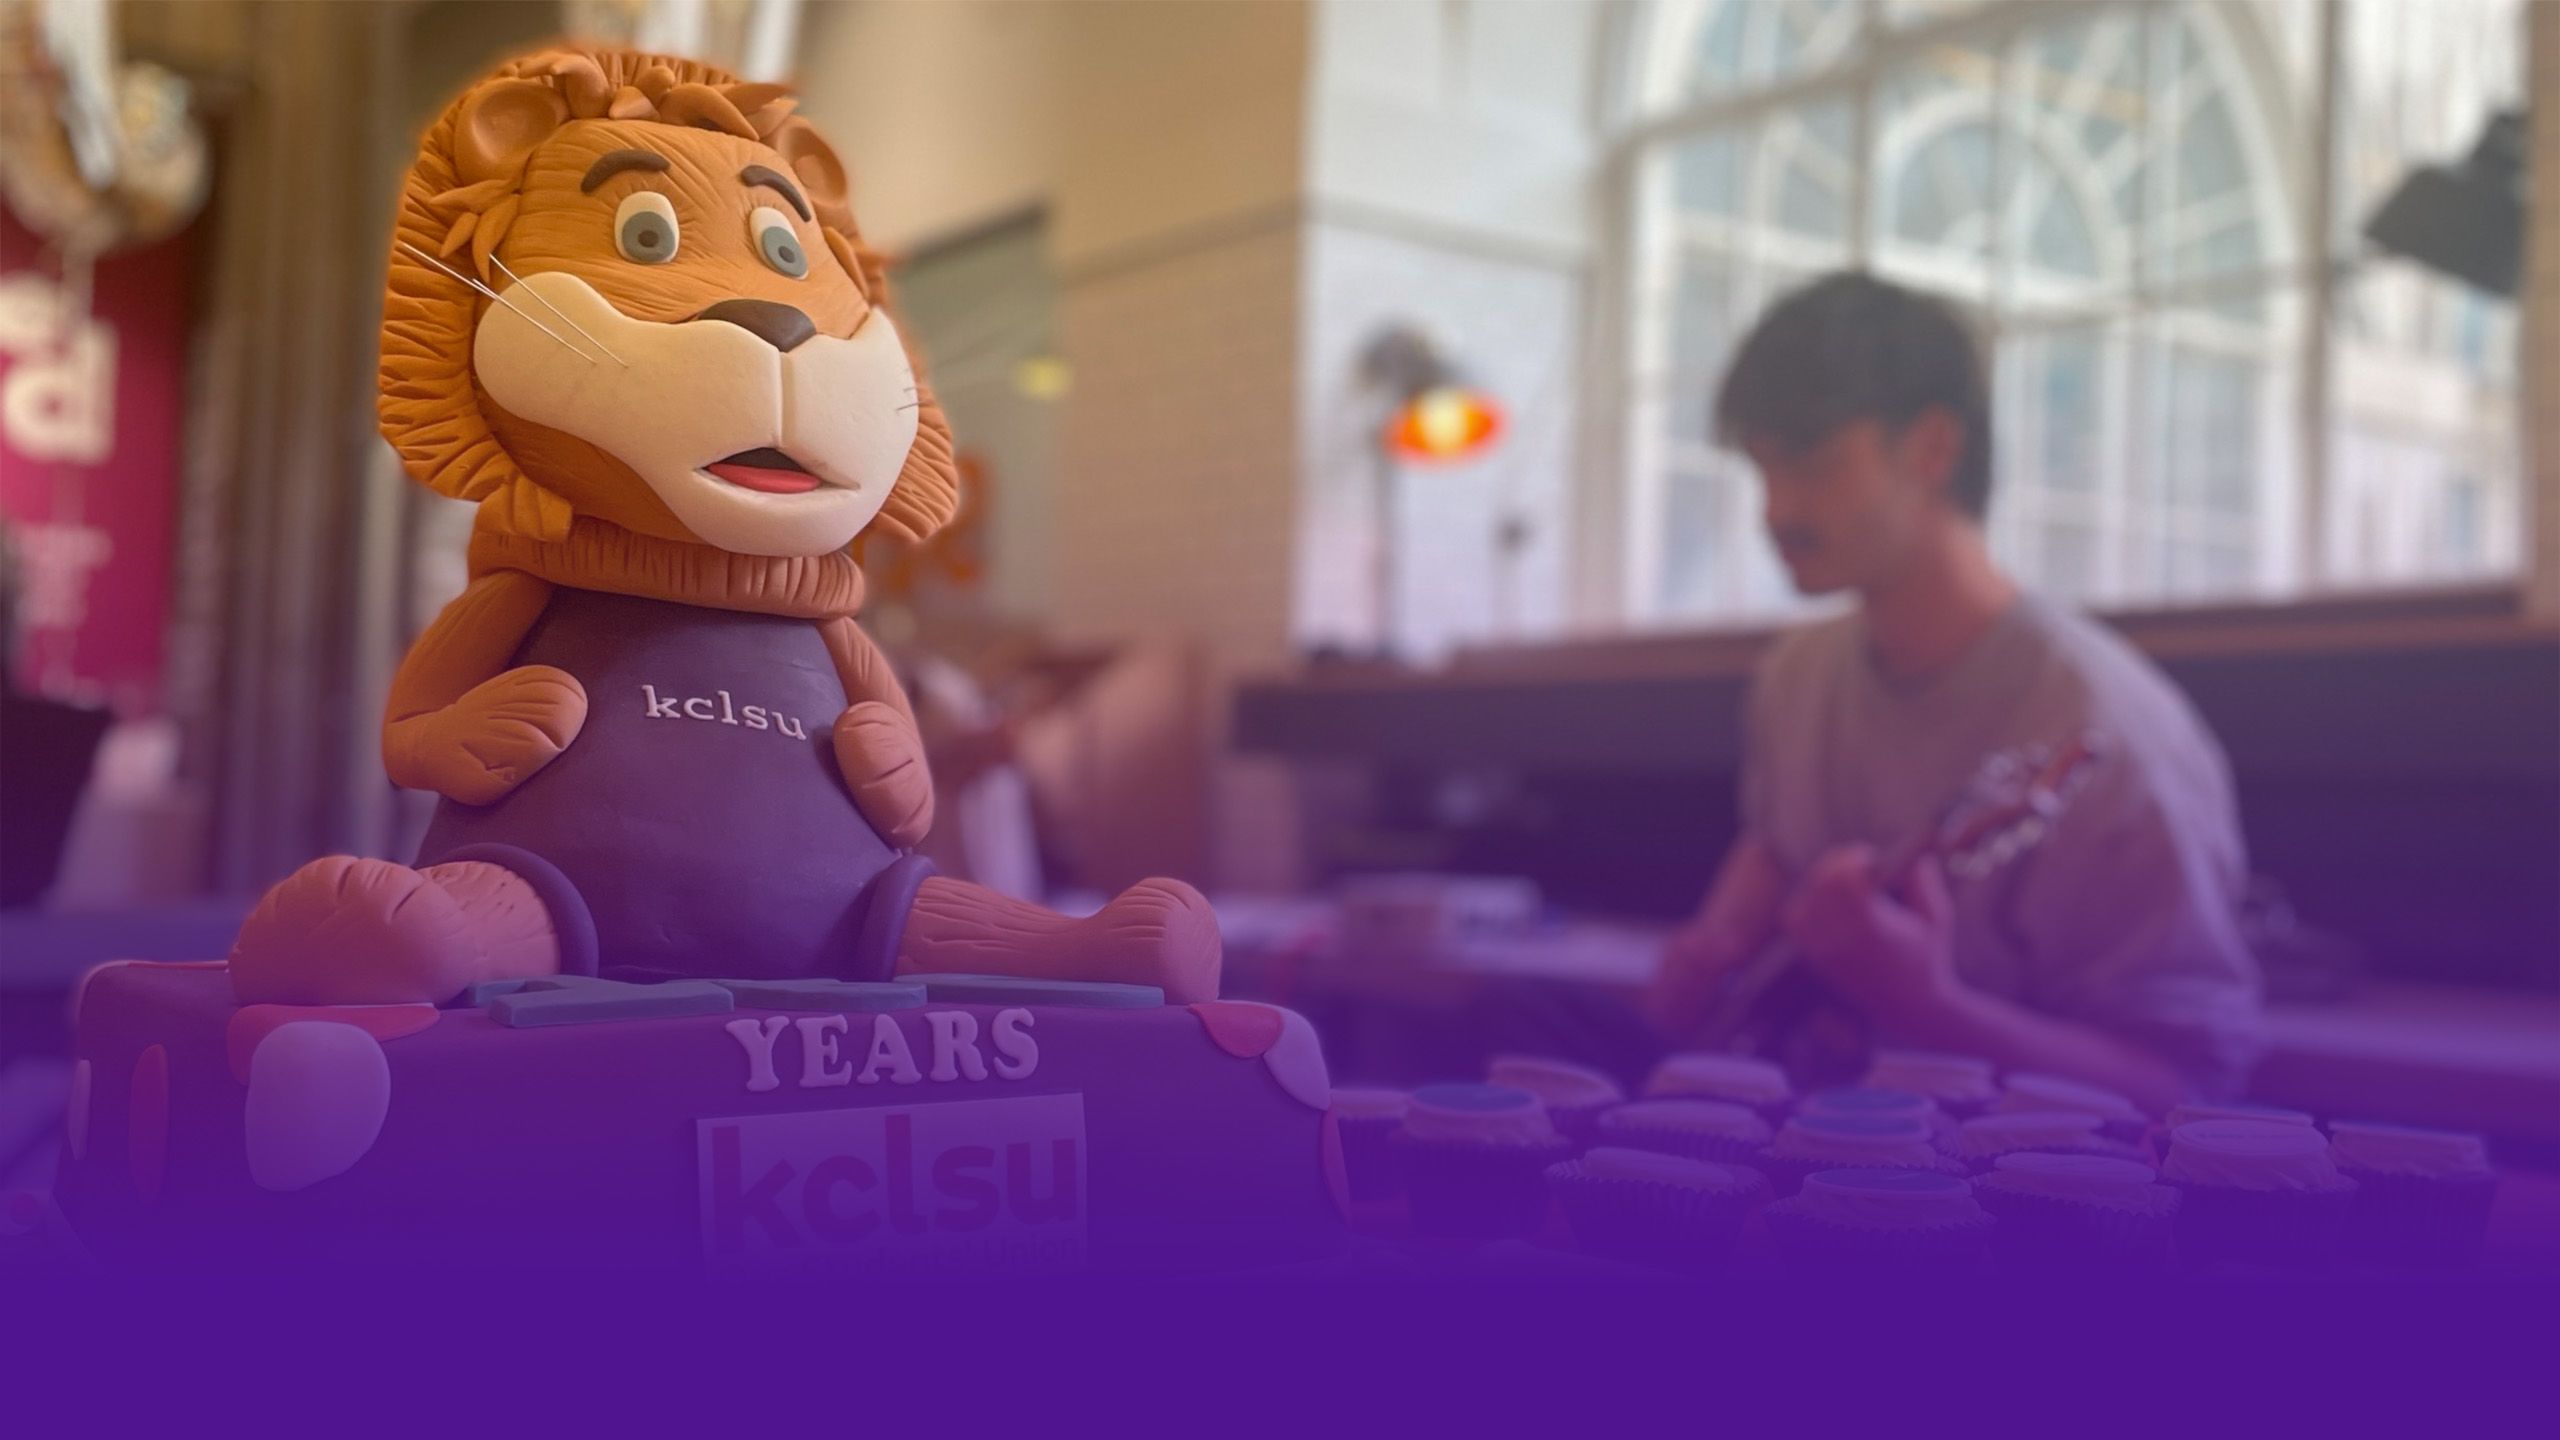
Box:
[414,588,929,983]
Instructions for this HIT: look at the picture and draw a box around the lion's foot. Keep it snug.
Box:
[230,856,559,1006]
[899,875,1223,1004]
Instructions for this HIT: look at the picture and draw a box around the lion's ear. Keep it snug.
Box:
[769,117,853,234]
[456,79,569,187]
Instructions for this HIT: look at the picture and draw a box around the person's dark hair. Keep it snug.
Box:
[1713,271,1994,520]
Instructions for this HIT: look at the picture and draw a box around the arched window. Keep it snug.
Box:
[1610,0,2522,623]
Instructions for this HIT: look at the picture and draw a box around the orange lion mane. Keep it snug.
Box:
[378,45,958,550]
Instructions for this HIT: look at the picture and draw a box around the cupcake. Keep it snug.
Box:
[1798,1086,1948,1142]
[1975,1152,2179,1269]
[2328,1121,2499,1268]
[1994,1072,2148,1143]
[1863,1049,1998,1117]
[1764,1168,1994,1270]
[2147,1101,2316,1166]
[1547,1146,1768,1273]
[1756,1112,1961,1196]
[1644,1051,1792,1120]
[1594,1099,1772,1168]
[1486,1055,1625,1147]
[1392,1083,1573,1240]
[2165,1100,2315,1131]
[1328,1087,1412,1205]
[1948,1110,2145,1173]
[2162,1118,2358,1270]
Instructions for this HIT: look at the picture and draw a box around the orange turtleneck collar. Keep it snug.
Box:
[469,515,867,620]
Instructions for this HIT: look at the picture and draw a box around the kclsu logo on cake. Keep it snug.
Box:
[698,1006,1088,1272]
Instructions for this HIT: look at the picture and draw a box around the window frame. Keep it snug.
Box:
[1581,0,2532,634]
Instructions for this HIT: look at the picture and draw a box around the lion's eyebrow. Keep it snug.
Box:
[739,164,811,222]
[581,149,670,193]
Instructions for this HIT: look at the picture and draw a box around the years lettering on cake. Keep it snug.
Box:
[725,1007,1037,1093]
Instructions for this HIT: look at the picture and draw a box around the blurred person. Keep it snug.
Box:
[894,645,1042,902]
[0,519,112,908]
[1649,273,2261,1109]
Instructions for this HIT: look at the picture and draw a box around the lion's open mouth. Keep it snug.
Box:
[703,447,823,495]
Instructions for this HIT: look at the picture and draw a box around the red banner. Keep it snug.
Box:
[0,203,191,714]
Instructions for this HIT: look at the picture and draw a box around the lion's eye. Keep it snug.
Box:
[614,191,680,265]
[750,206,808,279]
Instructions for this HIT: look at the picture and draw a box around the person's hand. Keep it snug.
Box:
[932,718,1020,790]
[1647,920,1748,1037]
[1781,844,1961,1027]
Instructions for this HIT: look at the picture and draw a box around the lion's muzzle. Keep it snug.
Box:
[472,270,919,557]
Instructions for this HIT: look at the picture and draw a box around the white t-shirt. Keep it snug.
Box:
[1742,591,2265,1096]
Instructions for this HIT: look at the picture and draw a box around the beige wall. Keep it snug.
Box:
[796,0,1312,265]
[1050,0,1310,270]
[1044,2,1314,891]
[794,0,1065,255]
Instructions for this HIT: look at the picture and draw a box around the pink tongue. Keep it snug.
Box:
[704,461,820,495]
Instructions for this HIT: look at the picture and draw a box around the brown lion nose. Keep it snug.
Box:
[693,298,816,353]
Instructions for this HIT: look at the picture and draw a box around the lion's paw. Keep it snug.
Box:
[431,664,587,806]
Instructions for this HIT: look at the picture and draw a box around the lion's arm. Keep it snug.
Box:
[383,571,587,805]
[819,615,933,847]
[817,614,920,726]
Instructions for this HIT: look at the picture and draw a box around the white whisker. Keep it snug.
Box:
[488,254,628,366]
[398,240,600,365]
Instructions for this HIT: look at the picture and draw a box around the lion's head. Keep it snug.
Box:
[380,47,957,560]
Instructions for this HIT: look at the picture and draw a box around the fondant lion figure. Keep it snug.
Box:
[229,46,1220,1006]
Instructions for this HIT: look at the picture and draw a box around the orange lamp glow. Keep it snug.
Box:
[1385,385,1505,463]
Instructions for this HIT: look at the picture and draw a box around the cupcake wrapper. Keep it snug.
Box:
[1547,1102,1614,1151]
[1394,1132,1574,1241]
[1951,1137,2148,1177]
[2006,1111,2143,1146]
[1648,1090,1792,1128]
[2341,1168,2498,1269]
[2140,1124,2175,1169]
[1548,1162,1766,1273]
[2172,1180,2357,1271]
[1597,1122,1768,1171]
[1976,1185,2179,1271]
[1335,1115,1407,1204]
[1762,1203,1994,1271]
[1756,1148,1967,1198]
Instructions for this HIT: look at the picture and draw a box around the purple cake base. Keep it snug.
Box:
[56,962,1345,1274]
